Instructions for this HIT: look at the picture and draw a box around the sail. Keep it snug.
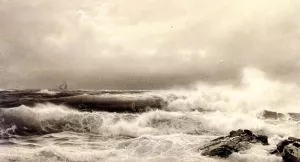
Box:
[59,82,68,90]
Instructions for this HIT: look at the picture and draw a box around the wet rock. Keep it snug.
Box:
[282,142,300,162]
[200,129,268,158]
[271,137,300,162]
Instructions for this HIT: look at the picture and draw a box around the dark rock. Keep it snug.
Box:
[257,135,269,145]
[288,137,300,141]
[278,140,293,153]
[200,129,268,158]
[229,129,244,137]
[271,137,300,162]
[282,142,300,162]
[207,145,237,158]
[244,129,254,136]
[288,137,300,142]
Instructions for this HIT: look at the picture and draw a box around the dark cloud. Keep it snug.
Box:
[0,0,300,89]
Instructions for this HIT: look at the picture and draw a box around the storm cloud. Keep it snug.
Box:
[0,0,300,89]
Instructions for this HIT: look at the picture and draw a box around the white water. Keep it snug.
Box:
[0,68,299,162]
[37,89,58,95]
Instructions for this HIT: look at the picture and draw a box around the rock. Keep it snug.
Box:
[271,137,300,162]
[200,129,268,158]
[256,135,269,145]
[282,142,300,162]
[288,137,300,141]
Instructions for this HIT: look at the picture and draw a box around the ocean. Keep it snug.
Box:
[0,69,299,162]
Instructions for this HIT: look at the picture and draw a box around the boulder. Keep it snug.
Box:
[200,129,268,158]
[271,137,300,162]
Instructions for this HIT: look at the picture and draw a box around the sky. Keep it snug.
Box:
[0,0,300,89]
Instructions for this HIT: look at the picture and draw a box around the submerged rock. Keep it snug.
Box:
[200,129,268,158]
[271,137,300,162]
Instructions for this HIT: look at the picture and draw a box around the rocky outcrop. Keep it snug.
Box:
[200,129,268,158]
[271,137,300,162]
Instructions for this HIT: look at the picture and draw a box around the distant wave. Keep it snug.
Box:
[1,103,298,138]
[37,89,58,95]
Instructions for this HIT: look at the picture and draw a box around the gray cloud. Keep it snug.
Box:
[0,0,300,89]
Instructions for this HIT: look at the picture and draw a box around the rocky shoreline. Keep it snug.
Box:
[200,129,300,162]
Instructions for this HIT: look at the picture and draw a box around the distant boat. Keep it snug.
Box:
[59,82,68,90]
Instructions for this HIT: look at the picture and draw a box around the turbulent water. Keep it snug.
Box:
[0,68,300,162]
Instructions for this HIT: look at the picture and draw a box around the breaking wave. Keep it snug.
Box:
[0,68,300,162]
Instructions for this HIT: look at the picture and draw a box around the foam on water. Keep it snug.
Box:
[37,89,58,95]
[162,67,300,114]
[1,104,298,138]
[0,68,300,161]
[0,132,285,162]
